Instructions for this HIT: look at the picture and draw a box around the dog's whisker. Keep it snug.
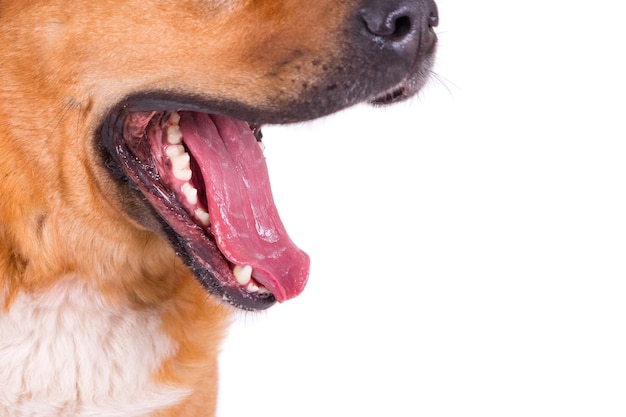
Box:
[429,70,460,97]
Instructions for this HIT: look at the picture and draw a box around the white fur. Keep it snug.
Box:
[0,278,190,416]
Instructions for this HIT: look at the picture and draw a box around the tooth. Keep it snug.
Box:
[257,285,270,294]
[174,166,192,181]
[181,182,198,205]
[166,144,185,158]
[171,152,192,181]
[166,145,192,181]
[169,111,181,125]
[194,207,210,226]
[233,265,253,286]
[167,125,183,144]
[246,282,260,293]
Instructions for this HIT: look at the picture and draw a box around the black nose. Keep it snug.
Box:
[359,0,438,56]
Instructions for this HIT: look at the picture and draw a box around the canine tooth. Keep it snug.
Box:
[246,282,260,293]
[181,182,198,205]
[233,265,253,286]
[194,207,210,226]
[167,125,183,144]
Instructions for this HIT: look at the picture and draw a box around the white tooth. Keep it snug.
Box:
[172,153,192,181]
[246,282,260,293]
[181,182,198,205]
[194,207,210,226]
[257,285,271,294]
[233,265,253,286]
[166,144,192,181]
[166,144,185,158]
[174,167,192,181]
[167,125,183,144]
[169,111,181,125]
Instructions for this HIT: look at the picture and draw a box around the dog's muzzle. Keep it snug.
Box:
[358,0,439,105]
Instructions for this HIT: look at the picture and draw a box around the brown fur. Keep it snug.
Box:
[0,0,436,415]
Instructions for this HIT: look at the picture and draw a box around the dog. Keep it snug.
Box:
[0,0,438,415]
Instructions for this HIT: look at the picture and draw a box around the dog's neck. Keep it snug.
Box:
[0,269,231,417]
[0,278,190,416]
[0,159,232,416]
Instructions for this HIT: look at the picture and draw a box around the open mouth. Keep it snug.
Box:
[100,97,310,310]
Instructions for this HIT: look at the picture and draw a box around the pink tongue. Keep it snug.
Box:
[179,112,309,302]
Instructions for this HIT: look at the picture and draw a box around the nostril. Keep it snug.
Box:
[362,8,414,39]
[392,15,412,40]
[429,8,439,28]
[360,1,438,43]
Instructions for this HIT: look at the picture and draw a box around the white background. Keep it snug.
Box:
[218,0,626,416]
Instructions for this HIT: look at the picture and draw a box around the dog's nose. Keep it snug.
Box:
[359,0,438,57]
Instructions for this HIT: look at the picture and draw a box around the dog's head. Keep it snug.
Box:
[0,0,437,310]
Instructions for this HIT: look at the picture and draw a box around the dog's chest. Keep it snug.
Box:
[0,280,189,416]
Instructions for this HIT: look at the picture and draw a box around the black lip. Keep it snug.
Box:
[99,97,278,311]
[114,91,346,125]
[166,219,277,311]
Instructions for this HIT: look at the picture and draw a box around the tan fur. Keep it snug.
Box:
[0,0,436,414]
[0,1,360,414]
